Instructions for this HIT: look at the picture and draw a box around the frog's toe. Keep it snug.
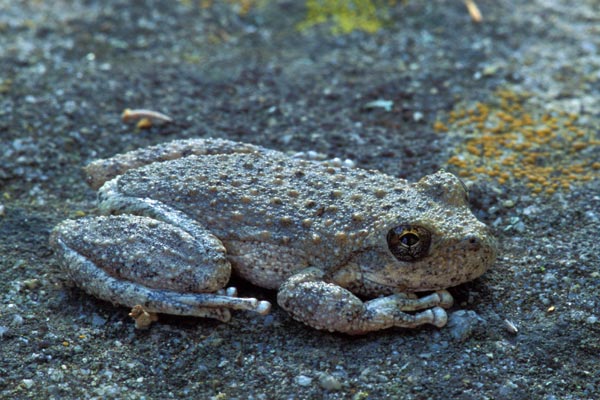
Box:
[216,287,238,297]
[430,306,448,328]
[395,306,448,329]
[129,305,159,329]
[436,290,454,309]
[212,287,271,315]
[256,300,271,315]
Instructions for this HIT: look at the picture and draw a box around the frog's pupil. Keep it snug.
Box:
[400,233,419,246]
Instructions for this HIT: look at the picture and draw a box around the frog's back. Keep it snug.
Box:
[114,152,409,267]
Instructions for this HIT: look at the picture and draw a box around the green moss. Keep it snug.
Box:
[297,0,399,34]
[184,0,400,34]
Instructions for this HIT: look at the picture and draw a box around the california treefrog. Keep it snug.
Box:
[51,138,497,334]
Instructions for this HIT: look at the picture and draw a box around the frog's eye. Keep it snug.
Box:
[386,225,432,262]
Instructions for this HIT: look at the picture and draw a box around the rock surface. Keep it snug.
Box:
[0,1,598,399]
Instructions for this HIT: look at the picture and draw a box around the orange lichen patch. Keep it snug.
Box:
[433,121,448,133]
[435,89,599,195]
[572,142,588,151]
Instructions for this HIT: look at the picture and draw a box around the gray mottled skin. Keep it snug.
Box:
[51,138,497,334]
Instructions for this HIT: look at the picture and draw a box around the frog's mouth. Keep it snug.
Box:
[359,271,421,293]
[365,245,495,292]
[362,262,475,293]
[362,272,432,292]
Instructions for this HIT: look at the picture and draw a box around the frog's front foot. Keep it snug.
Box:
[278,268,454,334]
[51,215,271,328]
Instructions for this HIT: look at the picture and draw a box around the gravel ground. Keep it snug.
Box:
[0,1,598,399]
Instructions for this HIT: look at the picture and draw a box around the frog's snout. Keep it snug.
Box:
[460,228,497,265]
[461,221,496,251]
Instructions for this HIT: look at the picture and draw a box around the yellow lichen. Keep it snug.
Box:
[435,89,599,195]
[184,0,400,33]
[297,0,401,34]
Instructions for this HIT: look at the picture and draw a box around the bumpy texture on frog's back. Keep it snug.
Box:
[85,138,273,190]
[105,149,496,288]
[109,153,413,267]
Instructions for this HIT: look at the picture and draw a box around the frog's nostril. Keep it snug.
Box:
[463,235,482,251]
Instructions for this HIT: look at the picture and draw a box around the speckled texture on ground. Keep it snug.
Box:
[0,1,598,399]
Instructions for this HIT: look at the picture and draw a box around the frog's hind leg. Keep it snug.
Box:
[54,244,256,322]
[51,215,271,326]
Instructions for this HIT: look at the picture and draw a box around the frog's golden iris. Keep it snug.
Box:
[386,225,432,262]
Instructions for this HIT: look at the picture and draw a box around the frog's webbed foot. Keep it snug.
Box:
[129,287,271,329]
[51,215,271,328]
[277,268,453,335]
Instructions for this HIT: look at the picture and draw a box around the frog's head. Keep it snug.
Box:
[353,170,497,293]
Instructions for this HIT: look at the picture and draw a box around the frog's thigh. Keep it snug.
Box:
[51,216,269,318]
[55,215,231,292]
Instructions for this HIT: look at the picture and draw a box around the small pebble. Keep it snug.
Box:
[12,314,24,326]
[343,159,355,168]
[513,221,526,233]
[21,379,34,389]
[447,310,487,341]
[23,279,40,290]
[318,373,342,391]
[262,314,274,327]
[363,99,393,111]
[64,100,77,114]
[92,313,107,327]
[359,367,371,381]
[502,200,515,208]
[295,375,312,386]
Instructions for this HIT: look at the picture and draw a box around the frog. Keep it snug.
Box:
[50,138,497,334]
